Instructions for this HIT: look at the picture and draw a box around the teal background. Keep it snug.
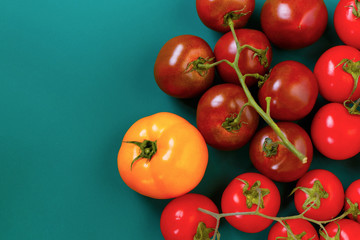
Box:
[1,0,359,239]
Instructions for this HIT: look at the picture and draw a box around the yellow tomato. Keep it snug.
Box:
[118,112,208,199]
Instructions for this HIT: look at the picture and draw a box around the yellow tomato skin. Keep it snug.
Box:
[118,112,208,199]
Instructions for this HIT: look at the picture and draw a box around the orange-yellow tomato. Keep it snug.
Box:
[118,112,208,199]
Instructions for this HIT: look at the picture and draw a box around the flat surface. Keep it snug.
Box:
[0,0,359,239]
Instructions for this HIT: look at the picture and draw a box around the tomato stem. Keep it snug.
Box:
[124,140,157,170]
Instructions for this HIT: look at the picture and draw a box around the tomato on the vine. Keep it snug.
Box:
[319,219,360,240]
[344,179,360,223]
[268,219,319,240]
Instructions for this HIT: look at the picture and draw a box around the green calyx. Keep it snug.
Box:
[290,180,329,210]
[193,222,220,240]
[263,137,281,157]
[346,198,360,220]
[237,179,270,209]
[344,99,360,115]
[185,57,214,77]
[337,58,360,100]
[348,0,360,18]
[320,222,341,240]
[223,8,251,27]
[221,113,242,132]
[124,139,157,170]
[276,221,314,240]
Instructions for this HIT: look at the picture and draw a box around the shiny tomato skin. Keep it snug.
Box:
[196,83,259,151]
[344,179,360,223]
[334,0,360,50]
[249,122,313,183]
[154,35,215,98]
[320,219,360,240]
[214,28,272,86]
[268,219,319,240]
[258,60,318,121]
[118,112,208,199]
[314,45,360,103]
[260,0,328,49]
[196,0,255,32]
[310,103,360,160]
[160,193,219,240]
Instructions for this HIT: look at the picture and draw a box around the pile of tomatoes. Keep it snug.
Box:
[118,0,360,239]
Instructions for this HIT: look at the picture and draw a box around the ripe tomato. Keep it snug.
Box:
[214,28,272,87]
[258,60,319,121]
[154,35,215,98]
[334,0,360,50]
[292,169,344,221]
[314,45,360,103]
[260,0,328,49]
[160,193,219,240]
[249,122,313,183]
[268,219,319,240]
[320,219,360,240]
[196,0,255,32]
[196,83,259,151]
[221,172,280,233]
[311,103,360,160]
[344,179,360,223]
[117,112,208,199]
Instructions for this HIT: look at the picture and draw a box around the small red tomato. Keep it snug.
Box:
[160,193,219,240]
[214,28,272,86]
[154,35,215,98]
[258,60,318,121]
[196,83,259,151]
[196,0,255,32]
[344,179,360,223]
[320,219,360,240]
[268,219,319,240]
[260,0,328,49]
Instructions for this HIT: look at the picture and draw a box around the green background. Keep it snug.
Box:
[1,0,359,239]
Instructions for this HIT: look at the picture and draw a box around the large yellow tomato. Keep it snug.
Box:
[118,112,208,199]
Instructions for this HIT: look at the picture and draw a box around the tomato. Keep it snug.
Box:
[320,219,360,240]
[196,0,255,32]
[334,0,360,50]
[268,219,319,240]
[292,169,344,221]
[311,102,360,160]
[154,35,215,98]
[160,193,219,240]
[314,45,360,103]
[117,112,208,199]
[344,179,360,223]
[260,0,328,49]
[258,60,319,121]
[196,83,259,151]
[249,122,313,183]
[214,28,272,87]
[221,172,281,233]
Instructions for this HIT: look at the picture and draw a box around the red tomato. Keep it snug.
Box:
[293,169,344,221]
[314,45,360,103]
[258,60,319,121]
[344,179,360,223]
[260,0,328,49]
[249,122,313,183]
[214,28,272,86]
[196,0,255,32]
[221,172,280,233]
[320,219,360,240]
[310,103,360,160]
[196,83,259,151]
[268,219,319,240]
[334,0,360,50]
[154,35,215,98]
[160,193,219,240]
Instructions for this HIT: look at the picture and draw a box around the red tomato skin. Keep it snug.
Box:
[196,0,255,32]
[344,179,360,223]
[320,219,360,240]
[268,219,319,240]
[154,35,215,98]
[160,193,219,240]
[314,45,360,103]
[258,60,318,121]
[196,83,259,151]
[334,0,360,50]
[294,169,345,221]
[310,103,360,160]
[260,0,328,49]
[214,28,272,86]
[221,172,281,233]
[249,122,313,183]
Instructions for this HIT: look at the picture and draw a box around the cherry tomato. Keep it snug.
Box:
[268,219,319,240]
[334,0,360,50]
[320,219,360,240]
[258,60,319,121]
[154,35,215,98]
[311,102,360,160]
[314,45,360,103]
[214,28,272,86]
[196,0,255,32]
[160,193,219,240]
[260,0,328,49]
[221,172,280,233]
[293,169,344,221]
[344,179,360,223]
[196,83,259,151]
[117,112,208,199]
[249,122,313,183]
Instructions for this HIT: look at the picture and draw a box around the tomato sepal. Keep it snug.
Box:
[290,180,329,210]
[194,222,220,240]
[237,178,270,209]
[124,139,157,170]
